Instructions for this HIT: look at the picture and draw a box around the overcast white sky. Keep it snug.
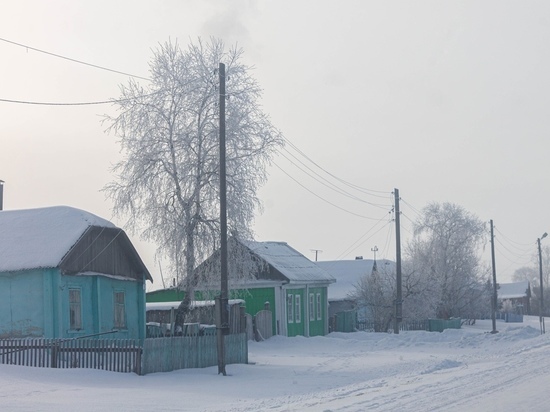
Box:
[1,1,549,288]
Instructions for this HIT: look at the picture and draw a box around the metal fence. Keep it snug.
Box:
[0,338,141,374]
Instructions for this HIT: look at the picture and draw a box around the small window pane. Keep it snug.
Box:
[295,295,301,324]
[316,293,322,320]
[287,294,294,323]
[309,293,315,321]
[69,289,82,330]
[114,291,126,329]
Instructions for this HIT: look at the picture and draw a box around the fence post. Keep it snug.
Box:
[135,345,142,375]
[51,343,58,368]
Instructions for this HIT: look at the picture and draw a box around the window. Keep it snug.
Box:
[316,293,322,320]
[69,288,82,330]
[114,291,126,329]
[309,293,315,321]
[295,294,301,323]
[287,294,294,323]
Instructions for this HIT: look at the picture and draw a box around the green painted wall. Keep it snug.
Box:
[146,288,184,303]
[146,285,330,338]
[286,289,305,337]
[308,287,327,337]
[231,288,276,335]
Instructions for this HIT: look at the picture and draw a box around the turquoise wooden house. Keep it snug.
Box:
[0,206,152,340]
[147,241,335,338]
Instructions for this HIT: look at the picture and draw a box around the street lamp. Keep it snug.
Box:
[538,232,547,334]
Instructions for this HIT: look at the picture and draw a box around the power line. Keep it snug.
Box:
[334,213,393,259]
[282,135,390,198]
[273,161,386,220]
[278,149,391,209]
[0,91,161,106]
[0,37,150,81]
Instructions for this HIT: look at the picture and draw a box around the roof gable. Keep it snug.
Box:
[0,206,115,272]
[0,206,151,281]
[245,241,335,284]
[498,281,531,299]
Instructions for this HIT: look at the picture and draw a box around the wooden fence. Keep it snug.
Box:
[141,333,248,375]
[356,319,429,333]
[0,333,248,376]
[0,338,141,374]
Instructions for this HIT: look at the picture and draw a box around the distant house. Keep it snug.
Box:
[147,241,336,338]
[316,258,394,316]
[498,280,531,314]
[316,258,395,332]
[0,206,152,340]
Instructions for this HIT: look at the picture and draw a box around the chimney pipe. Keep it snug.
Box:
[0,180,4,211]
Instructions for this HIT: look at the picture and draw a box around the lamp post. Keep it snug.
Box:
[538,232,547,335]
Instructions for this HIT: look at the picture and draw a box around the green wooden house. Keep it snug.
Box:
[147,241,335,338]
[0,206,152,340]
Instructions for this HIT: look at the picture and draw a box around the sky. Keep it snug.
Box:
[1,1,550,289]
[1,317,549,411]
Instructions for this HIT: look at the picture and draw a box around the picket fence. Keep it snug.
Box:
[0,333,248,375]
[0,338,141,374]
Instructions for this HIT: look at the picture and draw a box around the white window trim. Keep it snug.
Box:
[309,293,315,321]
[295,294,301,324]
[287,293,294,324]
[316,293,322,320]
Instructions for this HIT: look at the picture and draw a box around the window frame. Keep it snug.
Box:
[309,293,315,321]
[113,290,127,329]
[287,293,294,324]
[316,293,322,320]
[295,294,301,324]
[69,288,82,331]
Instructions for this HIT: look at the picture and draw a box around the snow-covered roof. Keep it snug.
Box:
[316,259,394,300]
[245,241,335,284]
[146,299,245,311]
[498,280,530,300]
[0,206,115,273]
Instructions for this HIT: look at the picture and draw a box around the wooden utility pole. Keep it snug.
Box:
[538,232,547,334]
[489,220,498,334]
[393,189,402,334]
[217,62,228,375]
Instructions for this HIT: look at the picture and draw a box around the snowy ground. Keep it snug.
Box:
[1,316,549,411]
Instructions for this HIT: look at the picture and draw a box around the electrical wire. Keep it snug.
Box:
[282,135,390,198]
[0,37,150,81]
[494,227,536,249]
[278,148,392,209]
[333,212,393,259]
[273,161,387,220]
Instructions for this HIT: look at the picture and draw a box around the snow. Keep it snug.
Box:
[2,316,550,411]
[146,299,245,311]
[0,206,115,272]
[245,241,335,283]
[498,280,530,299]
[317,259,394,300]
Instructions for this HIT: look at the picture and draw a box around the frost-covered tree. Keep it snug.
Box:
[407,203,487,319]
[104,38,283,302]
[351,262,395,332]
[351,260,433,332]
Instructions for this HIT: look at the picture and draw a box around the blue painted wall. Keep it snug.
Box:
[0,269,146,340]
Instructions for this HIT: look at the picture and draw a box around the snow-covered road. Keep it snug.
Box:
[0,318,548,411]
